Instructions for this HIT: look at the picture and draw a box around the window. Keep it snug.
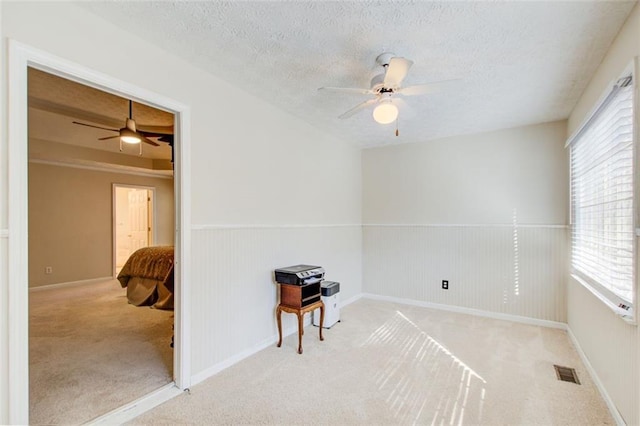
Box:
[569,72,635,317]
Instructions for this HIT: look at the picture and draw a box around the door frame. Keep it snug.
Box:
[112,184,157,276]
[7,40,192,424]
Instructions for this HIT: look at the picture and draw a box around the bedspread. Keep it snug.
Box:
[117,246,174,310]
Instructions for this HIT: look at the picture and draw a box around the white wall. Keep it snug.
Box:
[566,4,639,425]
[0,234,7,426]
[363,121,568,322]
[363,121,568,225]
[0,2,362,423]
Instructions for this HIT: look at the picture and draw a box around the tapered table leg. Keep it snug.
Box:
[319,304,324,341]
[297,312,304,354]
[275,301,325,354]
[276,306,283,347]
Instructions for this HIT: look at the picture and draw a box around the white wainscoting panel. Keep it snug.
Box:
[0,231,8,424]
[363,225,567,322]
[190,225,362,376]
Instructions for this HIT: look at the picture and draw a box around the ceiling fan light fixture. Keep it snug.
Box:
[120,128,141,144]
[373,102,398,124]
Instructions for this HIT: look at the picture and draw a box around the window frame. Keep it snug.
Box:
[567,59,638,324]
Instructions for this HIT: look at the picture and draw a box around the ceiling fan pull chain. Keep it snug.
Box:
[138,143,142,156]
[119,138,123,152]
[395,118,399,137]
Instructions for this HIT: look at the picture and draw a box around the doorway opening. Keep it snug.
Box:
[114,185,155,275]
[27,68,176,424]
[7,40,192,425]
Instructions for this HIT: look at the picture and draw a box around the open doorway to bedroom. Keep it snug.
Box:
[27,67,177,424]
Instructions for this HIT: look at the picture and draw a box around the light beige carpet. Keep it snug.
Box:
[29,279,173,425]
[130,298,612,425]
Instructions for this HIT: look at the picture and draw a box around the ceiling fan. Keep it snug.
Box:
[72,100,174,149]
[319,52,455,125]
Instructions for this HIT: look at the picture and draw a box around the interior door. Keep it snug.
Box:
[115,187,131,268]
[115,186,153,271]
[128,188,150,253]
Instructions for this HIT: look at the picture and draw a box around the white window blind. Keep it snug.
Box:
[570,75,635,306]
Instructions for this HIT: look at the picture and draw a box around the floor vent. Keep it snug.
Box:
[554,365,580,384]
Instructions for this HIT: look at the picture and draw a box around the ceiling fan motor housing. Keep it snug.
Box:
[370,73,386,92]
[375,52,396,68]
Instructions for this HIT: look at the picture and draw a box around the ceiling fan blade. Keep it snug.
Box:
[318,86,374,95]
[98,135,120,141]
[397,79,460,96]
[384,57,413,88]
[141,135,160,146]
[136,124,174,134]
[137,129,173,139]
[72,121,118,132]
[338,98,378,119]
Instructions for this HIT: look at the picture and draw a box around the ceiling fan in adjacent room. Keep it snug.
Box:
[72,100,174,153]
[319,52,456,130]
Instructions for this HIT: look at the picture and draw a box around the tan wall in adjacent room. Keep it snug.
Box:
[28,162,174,287]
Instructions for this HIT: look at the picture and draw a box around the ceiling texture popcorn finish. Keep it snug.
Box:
[80,1,635,148]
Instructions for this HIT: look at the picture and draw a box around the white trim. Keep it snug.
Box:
[29,276,113,292]
[86,383,183,426]
[192,223,361,230]
[190,322,305,386]
[191,223,568,231]
[29,158,173,179]
[8,39,30,426]
[191,292,364,388]
[566,327,626,426]
[6,39,192,423]
[174,106,191,391]
[363,223,568,229]
[340,293,364,307]
[571,274,636,324]
[633,56,639,329]
[0,229,8,238]
[362,293,568,330]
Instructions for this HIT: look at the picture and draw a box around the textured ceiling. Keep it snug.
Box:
[78,1,635,148]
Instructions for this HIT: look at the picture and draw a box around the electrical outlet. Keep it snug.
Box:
[45,266,53,274]
[442,280,449,290]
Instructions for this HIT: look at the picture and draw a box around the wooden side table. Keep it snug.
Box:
[276,283,325,354]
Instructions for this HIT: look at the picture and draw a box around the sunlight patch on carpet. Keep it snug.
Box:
[362,310,487,425]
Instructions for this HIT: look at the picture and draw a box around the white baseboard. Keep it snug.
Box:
[190,318,311,387]
[340,292,363,308]
[86,383,182,425]
[566,327,626,426]
[362,293,567,329]
[29,276,114,292]
[190,293,363,387]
